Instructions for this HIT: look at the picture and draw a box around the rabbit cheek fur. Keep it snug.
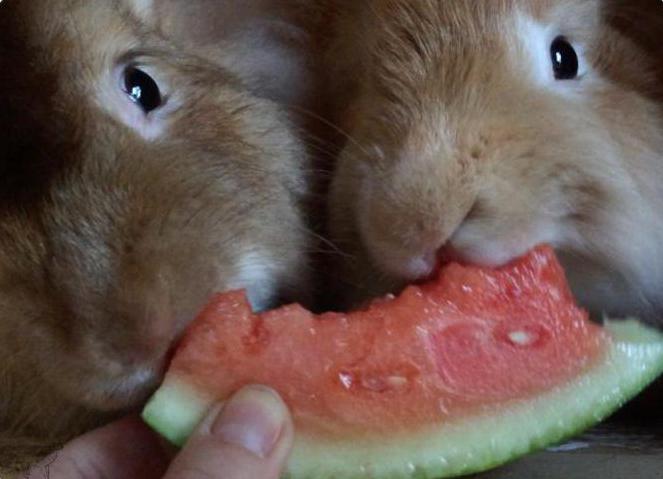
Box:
[327,0,663,322]
[0,0,310,440]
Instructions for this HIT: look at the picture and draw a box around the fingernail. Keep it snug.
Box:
[210,386,287,458]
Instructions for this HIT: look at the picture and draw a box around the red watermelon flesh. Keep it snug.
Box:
[161,246,603,439]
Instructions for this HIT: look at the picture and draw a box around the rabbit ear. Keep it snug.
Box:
[605,0,663,59]
[123,0,154,24]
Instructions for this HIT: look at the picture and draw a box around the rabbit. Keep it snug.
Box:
[0,0,312,449]
[322,0,663,324]
[151,0,321,112]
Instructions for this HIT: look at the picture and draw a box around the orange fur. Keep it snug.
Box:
[0,0,311,464]
[322,0,663,321]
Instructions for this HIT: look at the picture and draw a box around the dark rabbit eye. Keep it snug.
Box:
[124,67,162,113]
[550,36,579,80]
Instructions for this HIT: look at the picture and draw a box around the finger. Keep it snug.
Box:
[165,385,294,479]
[30,417,169,479]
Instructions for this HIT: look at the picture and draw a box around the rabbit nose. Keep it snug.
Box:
[399,209,478,280]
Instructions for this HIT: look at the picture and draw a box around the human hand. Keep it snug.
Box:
[27,386,293,479]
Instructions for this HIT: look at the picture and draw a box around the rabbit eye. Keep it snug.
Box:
[550,37,579,80]
[123,67,162,113]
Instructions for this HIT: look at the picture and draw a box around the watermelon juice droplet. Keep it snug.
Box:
[339,371,354,390]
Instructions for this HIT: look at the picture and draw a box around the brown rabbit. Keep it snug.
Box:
[0,0,311,452]
[322,0,663,324]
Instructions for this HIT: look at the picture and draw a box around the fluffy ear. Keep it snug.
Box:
[123,0,155,25]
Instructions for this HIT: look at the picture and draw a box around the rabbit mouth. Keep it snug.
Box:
[78,261,282,411]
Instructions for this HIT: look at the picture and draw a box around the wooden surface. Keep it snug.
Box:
[475,380,663,478]
[475,422,663,479]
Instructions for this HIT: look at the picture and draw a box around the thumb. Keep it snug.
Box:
[29,417,169,479]
[164,385,294,479]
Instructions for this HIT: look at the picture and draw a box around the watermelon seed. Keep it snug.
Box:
[361,375,410,392]
[339,371,411,393]
[386,376,409,389]
[507,330,536,346]
[362,376,389,392]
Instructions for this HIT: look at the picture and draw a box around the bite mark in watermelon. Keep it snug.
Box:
[142,246,663,479]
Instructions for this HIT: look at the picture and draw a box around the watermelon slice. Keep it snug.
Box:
[143,246,663,479]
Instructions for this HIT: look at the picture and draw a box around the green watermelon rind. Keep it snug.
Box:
[142,319,663,479]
